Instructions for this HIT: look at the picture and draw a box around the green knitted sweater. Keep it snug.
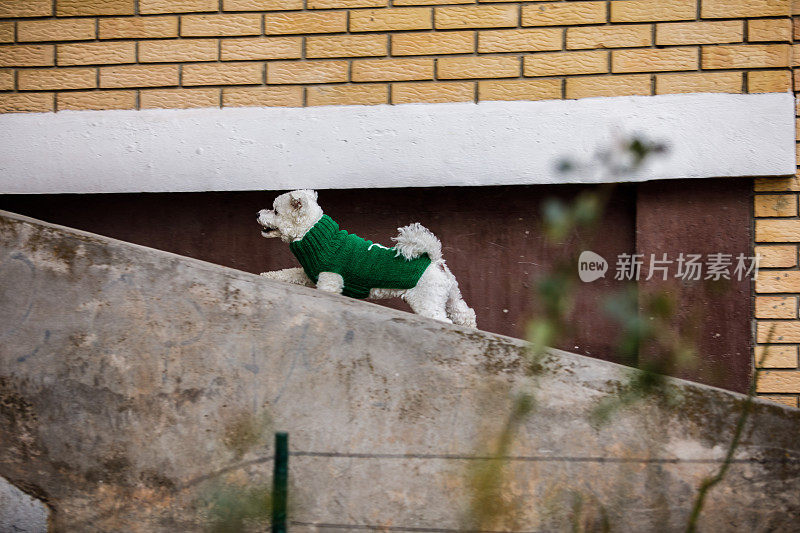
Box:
[290,215,432,299]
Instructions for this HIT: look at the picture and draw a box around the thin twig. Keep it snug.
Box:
[685,325,775,532]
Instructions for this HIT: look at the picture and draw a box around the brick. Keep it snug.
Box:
[395,0,469,4]
[140,87,219,108]
[656,21,743,46]
[140,39,218,63]
[702,44,790,69]
[140,0,217,14]
[758,321,800,343]
[755,245,797,268]
[306,35,386,58]
[767,387,797,406]
[524,51,607,77]
[566,74,651,99]
[18,19,96,42]
[523,2,605,27]
[567,25,651,50]
[756,194,798,217]
[352,57,433,82]
[309,0,385,7]
[391,32,474,56]
[57,90,136,110]
[266,12,348,35]
[222,37,301,60]
[749,70,792,93]
[391,81,473,104]
[437,5,516,29]
[182,14,262,37]
[58,42,136,66]
[757,296,798,320]
[757,343,799,366]
[267,60,347,84]
[351,8,431,32]
[757,371,800,393]
[757,270,800,294]
[57,0,134,16]
[439,56,519,79]
[611,0,696,22]
[759,394,799,407]
[224,0,303,10]
[18,68,96,90]
[183,62,263,86]
[0,68,13,89]
[702,0,789,18]
[478,78,561,101]
[99,17,179,40]
[307,84,388,106]
[0,92,53,113]
[479,29,562,53]
[0,0,52,17]
[100,64,178,88]
[222,86,302,107]
[656,72,742,94]
[756,219,800,242]
[749,18,792,42]
[0,21,12,43]
[755,344,800,366]
[613,47,698,73]
[755,176,800,192]
[0,45,54,67]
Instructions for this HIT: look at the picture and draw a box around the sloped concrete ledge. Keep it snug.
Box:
[0,210,798,531]
[0,476,48,532]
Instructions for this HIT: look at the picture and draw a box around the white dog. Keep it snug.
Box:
[257,189,476,328]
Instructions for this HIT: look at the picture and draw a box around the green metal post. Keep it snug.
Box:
[272,432,288,533]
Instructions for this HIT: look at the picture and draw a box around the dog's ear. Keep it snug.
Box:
[289,191,304,210]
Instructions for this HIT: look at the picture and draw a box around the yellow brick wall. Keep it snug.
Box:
[753,1,800,410]
[0,0,798,405]
[0,0,795,111]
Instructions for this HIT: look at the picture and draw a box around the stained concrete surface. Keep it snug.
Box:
[0,209,798,531]
[0,476,48,532]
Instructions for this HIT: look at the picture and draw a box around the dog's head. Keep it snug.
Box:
[257,189,323,242]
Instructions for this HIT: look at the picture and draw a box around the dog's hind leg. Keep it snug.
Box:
[404,265,452,324]
[446,283,477,328]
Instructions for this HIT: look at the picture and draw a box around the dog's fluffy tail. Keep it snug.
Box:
[392,222,442,262]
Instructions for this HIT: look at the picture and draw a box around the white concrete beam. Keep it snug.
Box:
[0,92,794,194]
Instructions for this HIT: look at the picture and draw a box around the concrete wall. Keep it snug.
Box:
[0,209,799,531]
[2,0,799,412]
[0,476,48,532]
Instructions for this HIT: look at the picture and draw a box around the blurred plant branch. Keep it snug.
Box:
[465,135,763,530]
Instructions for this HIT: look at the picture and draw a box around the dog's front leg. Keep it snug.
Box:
[316,272,344,294]
[260,267,314,287]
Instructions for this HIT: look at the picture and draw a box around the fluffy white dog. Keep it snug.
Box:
[257,189,477,327]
